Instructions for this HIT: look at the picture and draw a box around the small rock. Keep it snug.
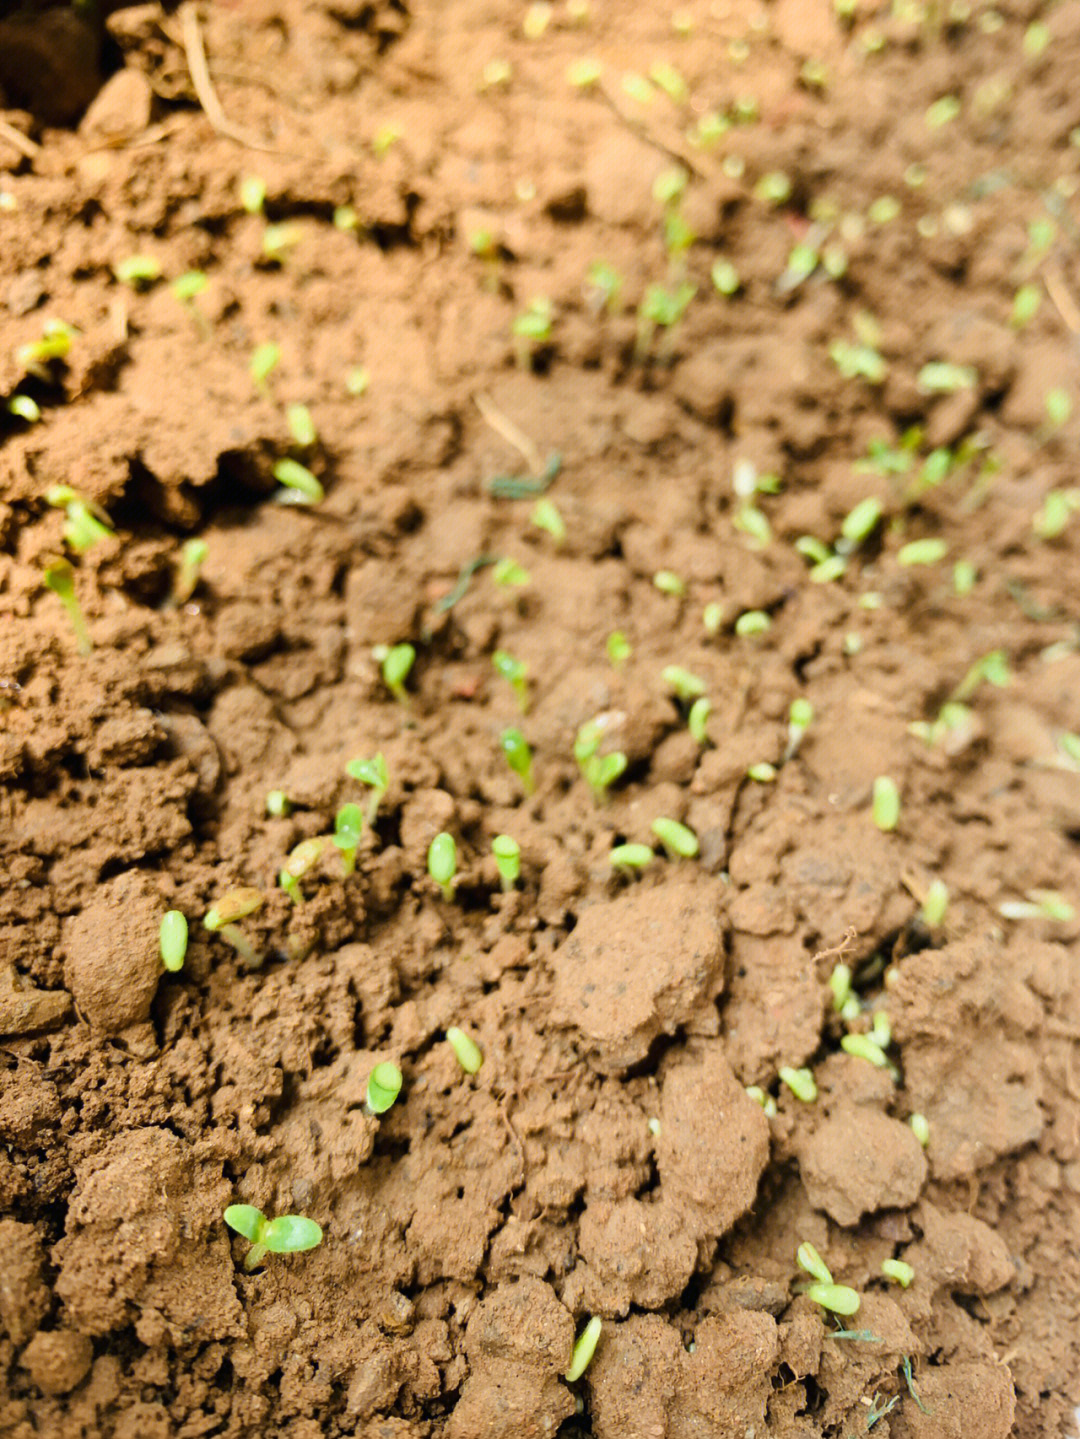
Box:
[79,67,153,145]
[20,1329,93,1395]
[800,1104,928,1225]
[0,965,71,1037]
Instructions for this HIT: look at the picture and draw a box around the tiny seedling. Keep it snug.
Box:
[636,281,696,359]
[250,342,281,396]
[662,665,706,703]
[565,1316,602,1382]
[379,643,416,703]
[607,631,631,666]
[113,254,162,289]
[278,838,326,905]
[829,338,887,385]
[346,753,389,825]
[797,1242,833,1285]
[796,1242,861,1315]
[261,222,303,265]
[332,803,364,874]
[999,889,1075,922]
[785,698,814,760]
[872,777,900,832]
[172,270,208,304]
[610,844,654,875]
[63,500,115,554]
[346,366,370,396]
[585,260,622,312]
[428,832,457,900]
[917,361,976,394]
[747,762,777,783]
[492,834,521,891]
[711,258,741,295]
[688,697,711,745]
[273,458,324,505]
[866,1393,900,1429]
[909,1113,930,1147]
[745,1085,777,1118]
[43,561,92,654]
[265,789,292,818]
[897,537,948,566]
[159,910,188,973]
[492,650,529,711]
[703,601,724,636]
[829,962,853,1012]
[7,394,41,423]
[500,727,535,795]
[365,1061,403,1114]
[901,1355,931,1414]
[779,1066,817,1102]
[1033,489,1080,540]
[286,404,317,450]
[735,610,771,637]
[224,1204,322,1270]
[841,1033,890,1069]
[172,538,208,605]
[203,886,263,966]
[512,296,554,368]
[446,1025,483,1073]
[531,497,566,545]
[240,174,267,214]
[920,879,948,927]
[492,557,531,587]
[881,1259,914,1288]
[18,319,75,379]
[838,497,883,551]
[575,720,627,803]
[651,817,699,859]
[653,569,686,597]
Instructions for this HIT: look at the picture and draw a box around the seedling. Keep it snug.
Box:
[606,631,631,666]
[999,889,1075,922]
[43,561,92,654]
[240,174,267,214]
[332,804,364,874]
[829,338,887,385]
[711,258,741,295]
[565,1316,602,1382]
[172,271,210,335]
[113,254,161,289]
[872,777,900,831]
[17,319,75,379]
[492,557,531,587]
[917,361,976,393]
[897,537,948,566]
[610,843,654,873]
[953,559,977,595]
[808,1284,860,1315]
[951,649,1011,702]
[273,458,324,505]
[492,650,529,712]
[575,720,627,803]
[747,762,777,782]
[636,281,696,359]
[63,500,115,554]
[492,834,521,891]
[203,886,263,966]
[650,60,688,104]
[1033,488,1080,540]
[251,342,281,396]
[779,1066,817,1102]
[1011,283,1042,328]
[265,790,291,818]
[829,962,853,1012]
[365,1061,403,1114]
[870,1010,891,1048]
[224,1204,322,1270]
[7,394,41,423]
[745,1085,777,1117]
[688,697,711,745]
[379,643,416,703]
[838,498,882,551]
[159,911,188,973]
[334,205,359,232]
[735,610,771,637]
[662,665,706,703]
[278,838,326,905]
[797,1242,832,1285]
[428,832,457,900]
[585,260,622,313]
[512,297,553,368]
[261,222,303,265]
[446,1025,483,1073]
[500,727,535,795]
[172,538,208,605]
[785,698,814,760]
[286,404,317,450]
[372,124,401,156]
[703,601,724,635]
[567,56,603,88]
[651,817,699,858]
[841,1033,890,1068]
[909,1113,930,1147]
[881,1259,914,1288]
[346,366,370,396]
[346,753,389,824]
[653,569,686,597]
[530,497,566,546]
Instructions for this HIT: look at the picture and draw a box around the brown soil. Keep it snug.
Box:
[3,1,1080,1436]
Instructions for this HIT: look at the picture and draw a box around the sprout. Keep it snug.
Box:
[346,752,389,824]
[265,789,291,818]
[62,500,115,554]
[346,366,370,397]
[921,879,948,927]
[688,697,711,745]
[754,170,792,205]
[745,1085,777,1117]
[7,394,41,423]
[811,555,846,584]
[651,817,699,858]
[530,497,566,545]
[172,270,208,303]
[567,57,603,88]
[881,1259,914,1288]
[747,762,777,782]
[829,962,853,1011]
[372,124,401,157]
[779,1066,818,1102]
[43,561,92,655]
[829,339,887,385]
[512,296,553,367]
[806,1282,861,1316]
[492,834,521,891]
[17,319,75,379]
[172,538,208,605]
[999,889,1075,922]
[286,404,317,449]
[711,258,741,295]
[334,205,359,232]
[251,341,281,395]
[113,254,162,289]
[261,222,303,265]
[240,174,267,214]
[499,727,535,796]
[841,1033,890,1068]
[952,648,1011,701]
[917,361,976,393]
[428,832,457,900]
[224,1204,322,1270]
[908,1113,930,1147]
[365,1061,403,1115]
[332,803,365,874]
[953,559,977,595]
[839,497,883,549]
[380,642,416,702]
[480,58,512,89]
[607,630,631,666]
[925,94,961,128]
[870,1010,891,1048]
[204,887,264,930]
[575,720,626,803]
[735,610,771,637]
[897,537,948,566]
[650,60,689,104]
[273,458,324,505]
[871,776,900,831]
[785,698,814,759]
[1011,283,1042,328]
[446,1025,483,1073]
[159,911,188,973]
[278,838,326,905]
[653,570,686,597]
[703,601,724,635]
[491,557,531,587]
[1033,489,1080,540]
[610,843,654,873]
[797,1242,833,1285]
[493,650,529,712]
[1045,388,1072,428]
[565,1316,602,1382]
[636,281,696,357]
[662,665,706,703]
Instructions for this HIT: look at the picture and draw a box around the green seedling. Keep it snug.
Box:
[747,762,777,782]
[346,753,389,825]
[951,649,1011,703]
[446,1025,483,1073]
[530,497,566,546]
[273,458,324,505]
[872,776,900,831]
[334,205,359,232]
[703,601,724,635]
[897,537,948,566]
[607,630,631,666]
[372,123,401,156]
[43,560,92,655]
[428,832,457,900]
[807,1283,861,1316]
[365,1061,403,1115]
[779,1066,817,1102]
[159,911,188,973]
[953,559,977,595]
[909,1113,930,1147]
[286,404,317,449]
[901,1355,931,1414]
[921,879,949,927]
[585,260,622,313]
[711,258,741,295]
[754,170,792,205]
[881,1259,914,1288]
[1033,489,1080,540]
[866,1393,900,1429]
[492,834,521,891]
[810,555,846,584]
[841,1033,890,1068]
[346,366,370,397]
[500,727,535,795]
[610,843,654,873]
[565,1316,602,1382]
[113,254,162,289]
[332,803,365,874]
[492,557,531,587]
[636,281,696,359]
[838,497,883,551]
[62,500,114,554]
[567,56,603,88]
[240,174,267,214]
[17,319,75,379]
[172,270,208,304]
[1045,388,1072,428]
[278,838,326,905]
[480,58,512,89]
[7,394,41,423]
[797,1242,833,1285]
[1011,283,1042,328]
[651,817,699,858]
[925,94,961,128]
[796,535,832,566]
[871,1010,891,1048]
[492,650,529,711]
[251,342,281,395]
[653,570,686,597]
[688,697,711,745]
[380,643,415,702]
[203,886,263,966]
[829,962,852,1012]
[575,720,626,803]
[999,889,1075,922]
[224,1204,322,1270]
[745,1085,777,1118]
[662,665,706,703]
[735,610,771,637]
[784,698,814,759]
[172,538,208,606]
[512,296,553,367]
[261,222,303,265]
[829,338,887,384]
[265,789,291,818]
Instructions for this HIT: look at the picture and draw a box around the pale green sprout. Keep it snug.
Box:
[745,1085,777,1117]
[651,817,699,859]
[480,58,512,89]
[7,395,41,423]
[882,1259,914,1288]
[735,610,771,637]
[334,205,359,232]
[273,458,324,505]
[607,631,631,666]
[653,570,686,597]
[286,404,317,449]
[662,665,706,703]
[346,366,370,397]
[62,501,115,554]
[779,1066,817,1102]
[711,259,741,295]
[622,72,655,105]
[265,790,291,818]
[829,963,852,1012]
[953,559,977,595]
[428,832,457,900]
[43,561,92,655]
[650,61,689,104]
[1011,284,1042,328]
[262,222,304,265]
[251,342,281,395]
[917,361,976,393]
[898,537,948,566]
[926,95,961,128]
[380,643,416,702]
[688,697,711,745]
[159,911,188,973]
[500,727,535,795]
[332,803,365,874]
[868,195,900,225]
[567,57,603,88]
[796,535,832,566]
[446,1026,483,1074]
[754,171,792,205]
[18,319,75,378]
[998,890,1075,922]
[830,339,887,385]
[492,557,531,587]
[1023,19,1050,56]
[224,1204,322,1270]
[585,260,623,313]
[512,296,553,367]
[610,843,654,873]
[574,722,627,804]
[279,838,326,905]
[365,1062,403,1115]
[565,1316,602,1382]
[1033,489,1080,540]
[492,834,521,891]
[797,1242,833,1286]
[807,1282,861,1316]
[909,1113,930,1147]
[172,538,208,605]
[871,1011,891,1048]
[810,555,846,584]
[785,698,814,759]
[838,497,882,551]
[952,650,1010,702]
[872,776,900,831]
[921,879,949,928]
[492,650,529,712]
[841,1033,890,1068]
[1045,388,1072,428]
[531,497,566,545]
[346,753,389,824]
[652,165,688,208]
[172,270,208,303]
[703,602,724,636]
[114,254,161,289]
[240,174,267,214]
[373,124,401,157]
[203,887,263,966]
[747,762,777,782]
[733,501,771,548]
[636,282,696,357]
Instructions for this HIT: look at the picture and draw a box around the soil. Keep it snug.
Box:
[2,1,1080,1436]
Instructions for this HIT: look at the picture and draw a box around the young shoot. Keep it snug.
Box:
[653,569,686,598]
[286,404,317,450]
[575,720,627,804]
[779,1066,818,1103]
[224,1204,322,1271]
[365,1061,403,1115]
[261,222,303,265]
[797,1242,833,1286]
[446,1025,483,1074]
[565,1316,602,1383]
[492,834,521,891]
[688,697,711,745]
[204,887,263,966]
[379,642,416,703]
[838,497,883,551]
[492,650,529,711]
[921,879,949,928]
[785,698,814,760]
[512,296,553,368]
[881,1259,914,1288]
[828,962,853,1012]
[332,803,364,874]
[651,817,699,859]
[500,727,535,796]
[841,1033,890,1069]
[171,537,208,605]
[428,832,457,900]
[908,1113,930,1147]
[636,281,696,359]
[897,537,948,566]
[703,601,724,636]
[265,789,292,818]
[273,458,324,505]
[999,889,1075,922]
[530,497,566,546]
[159,910,188,973]
[113,254,162,289]
[610,843,654,873]
[735,609,771,637]
[662,665,706,703]
[7,394,41,423]
[346,752,389,824]
[808,1283,860,1316]
[240,174,267,214]
[607,630,631,667]
[747,762,777,783]
[43,561,92,655]
[278,838,326,905]
[492,556,531,587]
[250,342,281,395]
[871,776,901,832]
[18,319,75,379]
[745,1085,777,1118]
